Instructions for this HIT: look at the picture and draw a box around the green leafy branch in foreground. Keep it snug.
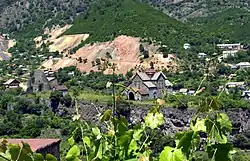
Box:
[65,90,235,161]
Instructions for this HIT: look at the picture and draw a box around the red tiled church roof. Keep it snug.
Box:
[6,139,61,152]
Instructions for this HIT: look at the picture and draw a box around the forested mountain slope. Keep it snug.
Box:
[0,0,89,36]
[63,0,206,51]
[190,8,250,44]
[145,0,250,20]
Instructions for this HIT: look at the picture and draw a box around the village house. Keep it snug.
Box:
[242,91,250,100]
[183,43,191,50]
[27,70,63,93]
[222,50,238,59]
[198,53,207,58]
[217,43,242,51]
[188,90,196,96]
[179,88,188,95]
[124,68,173,101]
[236,62,250,69]
[3,79,20,89]
[6,139,61,161]
[53,85,69,96]
[226,82,246,89]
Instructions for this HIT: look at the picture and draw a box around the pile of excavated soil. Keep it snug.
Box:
[42,35,177,74]
[38,26,177,74]
[0,36,15,61]
[34,25,89,55]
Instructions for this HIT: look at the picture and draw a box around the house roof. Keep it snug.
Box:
[137,88,149,95]
[137,72,150,80]
[242,91,250,97]
[198,53,207,56]
[165,80,173,87]
[236,62,250,66]
[188,90,196,94]
[47,77,56,82]
[222,50,238,54]
[151,72,167,80]
[145,68,156,76]
[227,82,245,86]
[54,85,68,91]
[6,139,61,152]
[217,43,241,47]
[143,81,157,88]
[3,79,19,85]
[180,88,188,93]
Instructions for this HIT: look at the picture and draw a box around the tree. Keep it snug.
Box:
[60,94,72,108]
[139,44,145,52]
[125,69,133,79]
[143,50,149,58]
[50,91,63,111]
[95,58,101,65]
[78,57,83,63]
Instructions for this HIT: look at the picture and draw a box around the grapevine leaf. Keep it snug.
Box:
[210,98,222,110]
[100,110,112,122]
[176,130,194,158]
[96,143,103,159]
[205,119,227,144]
[217,113,232,133]
[83,136,91,148]
[133,129,143,141]
[45,154,57,161]
[7,144,20,161]
[191,118,206,132]
[65,145,80,161]
[159,146,185,161]
[129,139,139,156]
[118,131,133,157]
[34,153,44,161]
[92,127,102,140]
[125,159,138,161]
[207,143,233,161]
[68,137,75,146]
[0,139,8,153]
[117,116,129,136]
[145,112,164,129]
[0,152,11,160]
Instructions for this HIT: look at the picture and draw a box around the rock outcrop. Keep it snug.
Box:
[77,101,250,144]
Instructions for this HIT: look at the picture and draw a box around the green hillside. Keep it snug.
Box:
[64,0,207,51]
[191,8,250,44]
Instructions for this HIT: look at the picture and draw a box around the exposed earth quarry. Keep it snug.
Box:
[34,25,89,55]
[0,35,15,61]
[38,25,177,74]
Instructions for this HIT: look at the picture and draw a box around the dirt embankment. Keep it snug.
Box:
[34,25,89,56]
[0,35,15,61]
[38,25,177,74]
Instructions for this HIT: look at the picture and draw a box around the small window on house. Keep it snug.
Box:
[158,80,164,89]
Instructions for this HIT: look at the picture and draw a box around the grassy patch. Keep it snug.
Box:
[77,90,112,103]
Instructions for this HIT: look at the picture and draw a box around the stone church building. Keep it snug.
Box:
[124,68,173,101]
